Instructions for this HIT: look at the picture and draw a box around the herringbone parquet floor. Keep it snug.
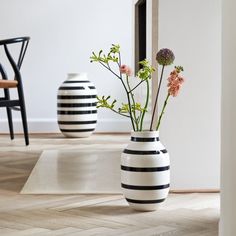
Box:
[0,134,219,236]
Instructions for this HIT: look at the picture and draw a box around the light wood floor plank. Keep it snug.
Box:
[0,134,219,236]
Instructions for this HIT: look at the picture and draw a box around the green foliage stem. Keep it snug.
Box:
[139,79,150,131]
[156,93,170,130]
[150,65,165,130]
[91,46,155,131]
[126,75,139,130]
[97,96,130,118]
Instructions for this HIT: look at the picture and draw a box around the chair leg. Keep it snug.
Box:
[3,88,14,140]
[6,107,14,140]
[20,104,29,146]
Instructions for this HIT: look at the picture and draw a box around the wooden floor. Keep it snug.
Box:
[0,134,220,236]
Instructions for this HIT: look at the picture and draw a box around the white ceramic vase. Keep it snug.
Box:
[57,73,97,138]
[121,130,170,211]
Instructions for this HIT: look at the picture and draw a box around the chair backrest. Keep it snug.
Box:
[0,37,30,83]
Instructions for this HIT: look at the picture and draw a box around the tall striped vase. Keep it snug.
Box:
[121,131,170,211]
[57,73,97,138]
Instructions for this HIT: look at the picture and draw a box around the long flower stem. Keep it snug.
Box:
[119,84,136,131]
[150,65,165,130]
[156,93,170,130]
[109,108,130,118]
[122,93,136,131]
[117,54,136,131]
[98,61,121,79]
[98,57,136,130]
[126,75,138,130]
[128,77,148,93]
[120,82,135,130]
[139,79,150,131]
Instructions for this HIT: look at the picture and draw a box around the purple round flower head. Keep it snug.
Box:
[156,48,175,66]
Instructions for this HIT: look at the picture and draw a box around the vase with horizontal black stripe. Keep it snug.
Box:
[57,73,97,137]
[121,130,170,211]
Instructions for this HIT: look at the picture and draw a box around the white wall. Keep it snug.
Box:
[0,0,133,132]
[220,0,236,234]
[158,0,221,189]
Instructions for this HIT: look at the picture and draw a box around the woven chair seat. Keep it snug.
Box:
[0,79,18,88]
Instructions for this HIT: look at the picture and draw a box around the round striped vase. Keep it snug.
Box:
[121,130,170,211]
[57,73,97,138]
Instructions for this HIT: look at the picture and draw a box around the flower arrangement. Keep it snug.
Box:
[90,44,185,131]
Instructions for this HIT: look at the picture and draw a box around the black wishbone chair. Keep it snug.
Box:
[0,37,30,145]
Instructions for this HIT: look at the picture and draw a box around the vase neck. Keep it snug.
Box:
[130,130,159,142]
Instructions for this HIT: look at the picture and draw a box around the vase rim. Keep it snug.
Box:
[67,73,88,80]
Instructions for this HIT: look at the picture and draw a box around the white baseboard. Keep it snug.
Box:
[0,119,132,133]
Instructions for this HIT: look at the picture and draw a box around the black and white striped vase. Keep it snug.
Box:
[57,73,97,138]
[121,131,170,211]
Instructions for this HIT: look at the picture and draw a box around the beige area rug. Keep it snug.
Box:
[21,149,122,194]
[14,134,129,194]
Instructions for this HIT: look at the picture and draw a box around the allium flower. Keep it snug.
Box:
[156,48,175,66]
[167,68,185,97]
[120,65,132,76]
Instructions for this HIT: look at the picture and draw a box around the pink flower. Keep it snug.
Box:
[168,84,181,97]
[167,69,178,83]
[170,69,178,77]
[120,65,132,76]
[167,75,176,84]
[167,69,185,97]
[177,76,184,84]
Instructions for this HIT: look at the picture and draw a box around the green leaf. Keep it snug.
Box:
[96,95,118,111]
[99,50,103,57]
[131,103,147,112]
[137,59,155,80]
[110,44,120,54]
[118,103,130,113]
